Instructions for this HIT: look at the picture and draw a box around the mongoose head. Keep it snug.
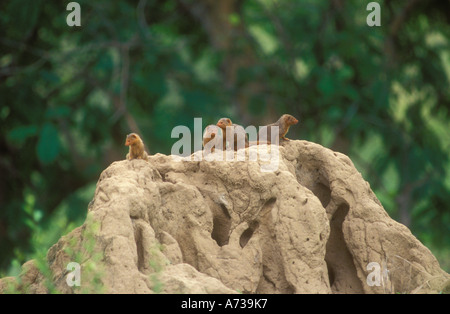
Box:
[125,133,142,146]
[216,118,232,129]
[281,114,299,126]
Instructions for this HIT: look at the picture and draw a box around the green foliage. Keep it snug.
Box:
[0,0,449,276]
[37,123,61,164]
[148,243,166,294]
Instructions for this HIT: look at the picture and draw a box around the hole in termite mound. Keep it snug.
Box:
[211,203,232,247]
[239,221,260,248]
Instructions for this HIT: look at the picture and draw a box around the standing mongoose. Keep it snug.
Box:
[125,133,149,161]
[258,114,299,143]
[216,118,249,151]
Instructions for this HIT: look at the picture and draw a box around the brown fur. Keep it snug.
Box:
[258,114,299,142]
[125,133,149,161]
[216,118,249,151]
[203,125,219,147]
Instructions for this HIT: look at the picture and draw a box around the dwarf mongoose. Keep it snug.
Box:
[125,133,149,161]
[216,118,249,151]
[258,114,299,142]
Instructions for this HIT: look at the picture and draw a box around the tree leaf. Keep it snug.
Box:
[318,74,335,97]
[7,125,38,145]
[37,123,60,164]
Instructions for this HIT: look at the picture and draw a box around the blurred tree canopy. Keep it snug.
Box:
[1,0,449,274]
